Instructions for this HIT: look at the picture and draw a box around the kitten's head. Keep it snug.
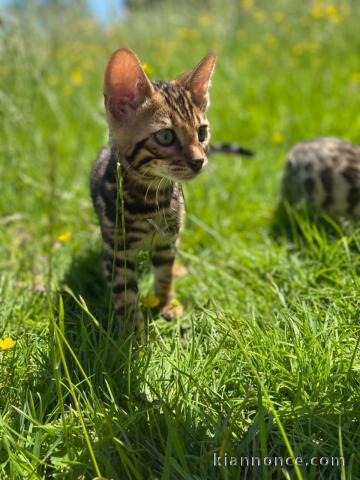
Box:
[103,48,216,181]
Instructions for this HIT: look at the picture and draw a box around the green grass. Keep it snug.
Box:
[1,0,360,478]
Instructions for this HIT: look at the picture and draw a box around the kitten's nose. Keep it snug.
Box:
[188,158,204,172]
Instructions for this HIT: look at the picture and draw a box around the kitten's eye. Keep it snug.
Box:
[154,129,176,146]
[198,125,208,142]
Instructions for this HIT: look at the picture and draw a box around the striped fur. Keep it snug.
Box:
[282,137,360,218]
[90,48,217,331]
[209,142,254,157]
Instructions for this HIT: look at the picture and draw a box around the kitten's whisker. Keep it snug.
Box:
[145,178,157,202]
[155,177,165,208]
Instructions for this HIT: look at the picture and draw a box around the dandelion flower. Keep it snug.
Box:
[273,12,284,23]
[253,9,265,22]
[71,68,84,86]
[142,63,154,75]
[57,232,72,242]
[177,28,199,41]
[326,4,341,22]
[311,4,323,18]
[265,33,278,47]
[272,133,285,145]
[0,337,16,350]
[141,295,160,308]
[241,0,254,10]
[198,15,213,26]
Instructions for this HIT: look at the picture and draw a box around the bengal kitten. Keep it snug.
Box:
[90,48,217,330]
[282,137,360,218]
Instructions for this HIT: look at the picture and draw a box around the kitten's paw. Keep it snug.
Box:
[161,299,184,321]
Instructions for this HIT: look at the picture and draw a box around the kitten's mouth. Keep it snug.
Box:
[168,171,201,182]
[166,166,205,182]
[144,166,204,182]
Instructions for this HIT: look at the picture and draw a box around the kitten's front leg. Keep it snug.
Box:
[103,237,142,332]
[151,242,183,320]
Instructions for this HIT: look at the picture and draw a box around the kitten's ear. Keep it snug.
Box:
[175,52,216,109]
[104,48,154,121]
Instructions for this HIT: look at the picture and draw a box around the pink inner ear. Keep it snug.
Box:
[191,76,209,100]
[186,53,216,108]
[106,94,136,119]
[189,73,211,109]
[104,48,153,119]
[105,66,140,107]
[107,77,137,107]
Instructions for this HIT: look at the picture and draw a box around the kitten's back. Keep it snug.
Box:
[90,144,113,217]
[282,137,360,218]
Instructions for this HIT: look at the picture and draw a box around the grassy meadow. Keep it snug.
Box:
[1,0,360,478]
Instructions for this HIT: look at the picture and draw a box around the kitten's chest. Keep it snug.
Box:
[124,182,184,248]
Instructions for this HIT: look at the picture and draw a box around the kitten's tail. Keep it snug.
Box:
[209,142,255,157]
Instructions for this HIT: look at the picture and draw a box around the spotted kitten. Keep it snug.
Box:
[282,137,360,218]
[90,48,217,330]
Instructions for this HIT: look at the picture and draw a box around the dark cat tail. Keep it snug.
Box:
[208,142,255,157]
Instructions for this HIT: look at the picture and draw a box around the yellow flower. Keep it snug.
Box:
[273,12,284,23]
[71,68,84,86]
[265,33,278,47]
[171,298,180,307]
[198,15,213,26]
[326,4,341,22]
[311,4,323,18]
[272,133,285,145]
[142,63,154,75]
[141,295,160,308]
[177,28,200,41]
[57,232,72,242]
[253,9,265,22]
[0,337,16,350]
[241,0,254,10]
